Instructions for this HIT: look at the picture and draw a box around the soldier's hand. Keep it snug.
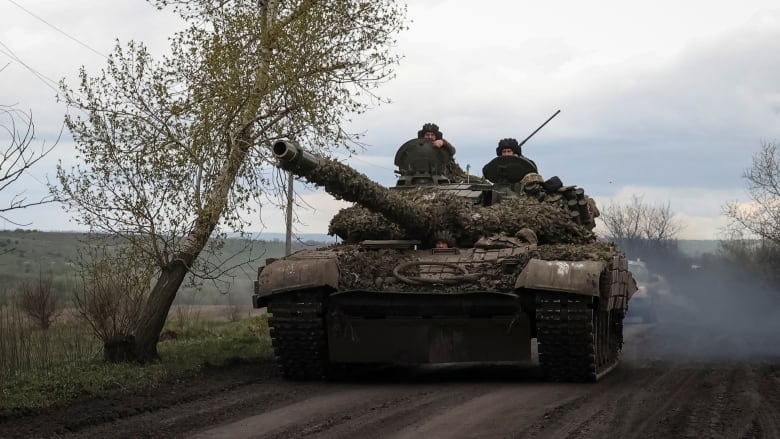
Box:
[432,139,444,148]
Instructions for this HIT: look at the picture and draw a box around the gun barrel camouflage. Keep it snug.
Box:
[272,140,432,237]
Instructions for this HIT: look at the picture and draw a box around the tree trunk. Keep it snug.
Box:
[131,259,193,362]
[104,334,137,363]
[129,130,256,362]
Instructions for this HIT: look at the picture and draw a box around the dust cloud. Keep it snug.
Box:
[622,249,780,363]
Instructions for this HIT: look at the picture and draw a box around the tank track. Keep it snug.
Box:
[536,292,621,382]
[267,289,330,380]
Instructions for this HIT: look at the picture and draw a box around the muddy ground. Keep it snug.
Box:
[2,320,780,439]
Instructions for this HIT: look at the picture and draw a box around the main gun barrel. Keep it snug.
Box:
[273,140,321,174]
[272,140,432,237]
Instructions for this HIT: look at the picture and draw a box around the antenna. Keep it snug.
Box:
[518,109,561,148]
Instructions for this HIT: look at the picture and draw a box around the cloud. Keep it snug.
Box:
[2,2,779,239]
[259,190,350,235]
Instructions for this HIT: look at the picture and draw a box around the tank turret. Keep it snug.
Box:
[273,140,594,247]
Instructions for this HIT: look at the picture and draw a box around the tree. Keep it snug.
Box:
[724,141,780,245]
[717,228,780,288]
[53,0,406,362]
[599,194,683,256]
[1,105,57,226]
[722,140,780,287]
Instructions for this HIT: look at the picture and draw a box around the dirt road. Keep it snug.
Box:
[2,323,780,439]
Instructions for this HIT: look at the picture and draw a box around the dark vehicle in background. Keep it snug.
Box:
[626,259,672,323]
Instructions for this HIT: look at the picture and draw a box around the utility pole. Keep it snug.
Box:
[285,171,293,256]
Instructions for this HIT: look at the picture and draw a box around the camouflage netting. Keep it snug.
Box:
[329,190,595,246]
[329,207,405,242]
[333,246,539,293]
[331,242,622,293]
[537,241,621,263]
[281,152,431,237]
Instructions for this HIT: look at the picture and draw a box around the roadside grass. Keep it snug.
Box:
[0,314,273,410]
[0,304,100,381]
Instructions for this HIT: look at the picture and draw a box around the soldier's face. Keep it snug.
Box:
[501,148,515,156]
[423,132,436,141]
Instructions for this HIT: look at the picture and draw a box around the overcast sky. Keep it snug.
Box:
[1,0,779,240]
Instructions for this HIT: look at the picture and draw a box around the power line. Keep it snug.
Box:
[334,153,396,173]
[0,40,60,94]
[4,0,107,59]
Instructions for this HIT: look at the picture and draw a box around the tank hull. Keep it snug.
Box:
[254,245,635,382]
[327,291,532,363]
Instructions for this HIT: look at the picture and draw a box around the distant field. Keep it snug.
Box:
[55,304,265,324]
[0,230,328,304]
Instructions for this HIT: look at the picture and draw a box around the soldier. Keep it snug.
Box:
[495,137,539,174]
[418,123,456,157]
[496,137,521,157]
[433,230,454,249]
[520,172,545,197]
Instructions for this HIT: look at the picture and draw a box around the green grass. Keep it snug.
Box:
[0,315,274,410]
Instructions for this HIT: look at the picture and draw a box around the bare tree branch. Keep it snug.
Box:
[0,105,60,225]
[599,194,683,253]
[724,141,780,246]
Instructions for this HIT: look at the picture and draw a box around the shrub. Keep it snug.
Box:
[14,270,61,330]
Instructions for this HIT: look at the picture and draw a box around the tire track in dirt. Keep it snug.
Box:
[712,367,762,439]
[191,384,502,439]
[188,386,430,439]
[511,362,704,439]
[672,367,750,439]
[61,379,334,439]
[385,384,587,439]
[674,367,734,439]
[190,378,590,439]
[673,364,780,439]
[612,366,704,439]
[746,366,780,439]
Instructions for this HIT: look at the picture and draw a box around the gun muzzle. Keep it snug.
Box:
[272,140,321,173]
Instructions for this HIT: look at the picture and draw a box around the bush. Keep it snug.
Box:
[14,271,61,330]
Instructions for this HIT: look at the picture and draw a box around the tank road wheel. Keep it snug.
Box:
[536,293,620,382]
[267,289,330,380]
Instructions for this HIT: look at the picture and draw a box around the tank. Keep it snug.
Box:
[251,138,637,382]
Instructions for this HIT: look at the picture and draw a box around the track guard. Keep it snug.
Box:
[515,258,605,296]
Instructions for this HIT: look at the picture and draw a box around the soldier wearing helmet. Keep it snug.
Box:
[418,122,456,157]
[496,138,521,157]
[520,172,545,198]
[494,137,538,174]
